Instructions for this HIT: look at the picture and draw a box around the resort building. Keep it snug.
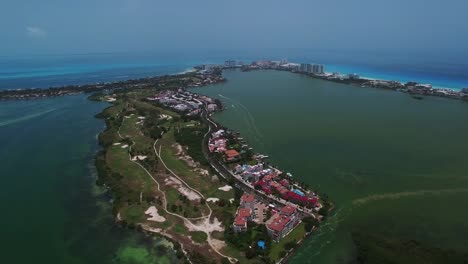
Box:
[233,195,255,233]
[266,204,300,242]
[348,73,360,80]
[240,193,256,209]
[225,149,240,162]
[224,60,236,67]
[233,215,248,232]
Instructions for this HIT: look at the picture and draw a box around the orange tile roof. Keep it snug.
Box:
[225,149,240,158]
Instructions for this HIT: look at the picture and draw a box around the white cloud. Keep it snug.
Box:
[26,26,47,38]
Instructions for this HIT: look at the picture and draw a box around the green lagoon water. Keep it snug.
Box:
[0,95,177,264]
[193,70,468,263]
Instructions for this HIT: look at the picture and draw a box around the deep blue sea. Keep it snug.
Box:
[0,49,467,90]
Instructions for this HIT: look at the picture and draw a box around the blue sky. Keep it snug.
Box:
[1,0,467,55]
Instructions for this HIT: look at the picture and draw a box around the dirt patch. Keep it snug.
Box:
[145,206,166,222]
[173,143,199,168]
[164,177,201,201]
[210,238,227,251]
[185,217,224,233]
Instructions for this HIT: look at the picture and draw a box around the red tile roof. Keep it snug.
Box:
[238,208,252,218]
[279,179,289,187]
[267,215,292,232]
[281,205,297,215]
[241,193,255,203]
[309,197,318,205]
[234,216,246,226]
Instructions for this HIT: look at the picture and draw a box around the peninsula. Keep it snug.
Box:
[90,68,329,264]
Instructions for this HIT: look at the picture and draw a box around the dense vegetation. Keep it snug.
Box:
[173,121,209,166]
[224,222,274,263]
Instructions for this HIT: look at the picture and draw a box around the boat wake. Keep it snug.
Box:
[218,94,263,140]
[353,188,468,205]
[0,108,56,127]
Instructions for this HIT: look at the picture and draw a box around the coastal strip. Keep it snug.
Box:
[1,59,467,102]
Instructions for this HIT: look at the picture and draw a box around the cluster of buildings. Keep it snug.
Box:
[234,163,278,182]
[233,161,319,208]
[224,60,244,68]
[232,193,302,242]
[252,171,319,208]
[208,129,241,162]
[233,193,255,232]
[147,89,219,116]
[299,63,325,75]
[266,204,300,242]
[186,69,225,88]
[361,80,468,99]
[192,59,468,102]
[240,60,301,72]
[403,83,468,99]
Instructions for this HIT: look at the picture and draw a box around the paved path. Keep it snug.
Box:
[118,115,238,263]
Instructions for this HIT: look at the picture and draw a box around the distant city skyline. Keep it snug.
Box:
[1,0,467,55]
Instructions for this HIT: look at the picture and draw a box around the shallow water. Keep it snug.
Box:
[0,95,178,264]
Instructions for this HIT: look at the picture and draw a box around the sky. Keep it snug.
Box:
[1,0,467,55]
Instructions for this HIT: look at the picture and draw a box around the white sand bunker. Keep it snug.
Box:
[145,206,166,222]
[218,185,232,192]
[138,116,146,120]
[113,143,121,145]
[159,114,172,120]
[124,116,131,119]
[121,144,129,149]
[207,198,219,203]
[229,198,234,203]
[178,187,201,201]
[164,177,201,201]
[194,168,210,176]
[165,177,182,186]
[132,155,147,161]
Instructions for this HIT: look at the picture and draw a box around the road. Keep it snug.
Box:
[200,107,315,218]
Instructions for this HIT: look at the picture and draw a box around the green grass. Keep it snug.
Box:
[269,222,306,261]
[122,205,146,224]
[119,115,153,149]
[190,231,208,243]
[107,146,154,188]
[173,223,188,235]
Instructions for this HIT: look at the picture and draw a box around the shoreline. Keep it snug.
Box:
[2,59,467,102]
[232,62,468,101]
[90,69,329,263]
